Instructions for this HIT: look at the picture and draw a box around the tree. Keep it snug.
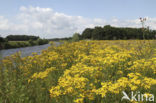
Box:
[0,36,5,43]
[0,36,6,49]
[72,33,80,42]
[103,25,113,40]
[81,28,93,39]
[92,26,104,40]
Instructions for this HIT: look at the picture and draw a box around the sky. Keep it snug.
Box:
[0,0,156,38]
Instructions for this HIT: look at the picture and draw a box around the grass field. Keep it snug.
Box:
[0,40,156,103]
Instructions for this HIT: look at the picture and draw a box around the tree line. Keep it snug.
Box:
[73,25,156,40]
[6,35,40,41]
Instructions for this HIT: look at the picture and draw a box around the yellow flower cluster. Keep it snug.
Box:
[96,73,156,97]
[48,40,156,103]
[1,40,156,103]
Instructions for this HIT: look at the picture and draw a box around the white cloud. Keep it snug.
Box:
[0,16,10,30]
[0,6,156,38]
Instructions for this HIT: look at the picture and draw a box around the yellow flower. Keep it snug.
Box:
[31,67,56,80]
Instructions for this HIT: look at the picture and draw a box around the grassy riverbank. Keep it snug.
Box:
[0,35,49,49]
[0,40,156,103]
[0,39,49,49]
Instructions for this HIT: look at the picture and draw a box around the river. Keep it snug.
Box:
[0,42,61,59]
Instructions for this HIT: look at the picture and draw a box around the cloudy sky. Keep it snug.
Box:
[0,0,156,38]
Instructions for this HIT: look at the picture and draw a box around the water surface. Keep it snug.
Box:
[0,42,61,59]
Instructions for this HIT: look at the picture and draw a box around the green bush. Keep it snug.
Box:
[37,39,49,45]
[29,39,37,46]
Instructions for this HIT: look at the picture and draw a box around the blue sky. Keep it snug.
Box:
[0,0,156,38]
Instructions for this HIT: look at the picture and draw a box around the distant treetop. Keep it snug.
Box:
[6,35,39,41]
[80,25,156,40]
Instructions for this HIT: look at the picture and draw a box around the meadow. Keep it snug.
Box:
[0,40,156,103]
